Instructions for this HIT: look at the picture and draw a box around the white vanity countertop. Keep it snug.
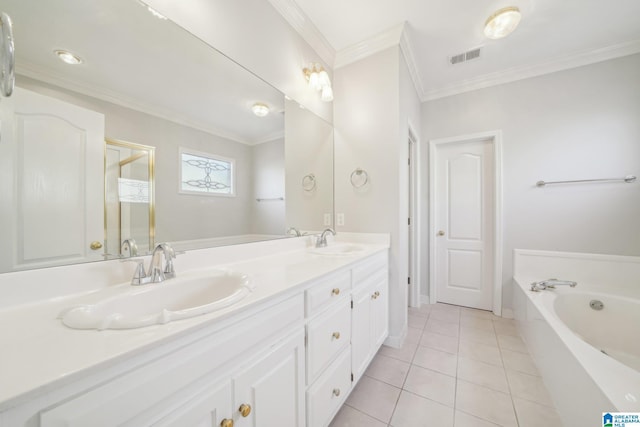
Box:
[0,238,389,411]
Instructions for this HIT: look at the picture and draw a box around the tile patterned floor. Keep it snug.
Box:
[329,303,563,427]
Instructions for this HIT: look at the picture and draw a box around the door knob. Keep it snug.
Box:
[220,419,234,427]
[90,241,103,250]
[437,230,445,236]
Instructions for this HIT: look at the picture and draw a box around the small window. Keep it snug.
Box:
[179,148,235,196]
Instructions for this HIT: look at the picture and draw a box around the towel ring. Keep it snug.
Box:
[302,173,316,191]
[350,168,369,188]
[0,12,15,97]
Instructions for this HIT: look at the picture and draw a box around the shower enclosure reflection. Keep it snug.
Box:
[105,139,155,257]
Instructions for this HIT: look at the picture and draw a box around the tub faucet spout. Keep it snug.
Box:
[530,278,577,291]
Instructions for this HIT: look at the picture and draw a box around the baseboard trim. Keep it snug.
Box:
[384,325,407,349]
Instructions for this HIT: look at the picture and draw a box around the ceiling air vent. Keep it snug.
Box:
[449,47,482,65]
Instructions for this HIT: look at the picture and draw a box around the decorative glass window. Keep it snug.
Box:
[117,178,150,203]
[179,148,235,196]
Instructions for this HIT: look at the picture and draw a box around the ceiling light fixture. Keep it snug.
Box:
[303,63,333,102]
[484,6,521,40]
[252,102,270,117]
[54,50,83,65]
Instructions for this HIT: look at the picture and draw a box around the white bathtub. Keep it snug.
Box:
[514,279,640,426]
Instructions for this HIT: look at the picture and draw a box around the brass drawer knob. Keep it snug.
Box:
[332,331,341,340]
[90,241,103,250]
[332,288,340,295]
[220,419,234,427]
[239,403,252,417]
[372,291,380,299]
[333,388,341,397]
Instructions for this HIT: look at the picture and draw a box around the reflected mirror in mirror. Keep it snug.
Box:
[0,0,333,273]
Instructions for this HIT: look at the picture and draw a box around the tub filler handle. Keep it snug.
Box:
[530,278,577,292]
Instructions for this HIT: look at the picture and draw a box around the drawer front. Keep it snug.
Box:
[305,269,351,316]
[306,298,351,384]
[306,347,351,427]
[352,250,388,284]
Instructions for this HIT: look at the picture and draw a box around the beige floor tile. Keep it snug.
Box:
[430,309,461,324]
[425,319,460,337]
[457,356,509,393]
[513,397,563,427]
[405,327,424,345]
[460,316,495,332]
[408,313,428,329]
[455,380,518,427]
[378,342,419,363]
[492,321,519,336]
[329,404,387,427]
[345,376,401,424]
[459,326,498,347]
[500,349,539,376]
[506,369,554,407]
[412,346,458,376]
[454,411,501,427]
[364,354,411,388]
[408,306,430,318]
[403,365,456,407]
[460,308,497,320]
[390,391,454,427]
[420,330,459,354]
[458,340,503,367]
[497,334,528,353]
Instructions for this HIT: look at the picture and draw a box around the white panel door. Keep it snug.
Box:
[434,139,494,310]
[0,87,105,271]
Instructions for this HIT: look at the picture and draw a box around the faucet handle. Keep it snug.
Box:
[121,258,148,286]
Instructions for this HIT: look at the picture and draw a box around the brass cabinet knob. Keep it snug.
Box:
[220,419,234,427]
[332,388,341,397]
[239,403,252,417]
[332,332,341,340]
[372,291,380,299]
[437,230,445,236]
[332,288,340,295]
[90,241,103,250]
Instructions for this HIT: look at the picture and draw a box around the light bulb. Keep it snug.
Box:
[54,50,83,65]
[318,70,331,89]
[321,85,334,102]
[251,103,270,117]
[309,71,321,91]
[484,7,521,39]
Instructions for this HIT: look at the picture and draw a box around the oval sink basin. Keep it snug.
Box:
[310,244,366,256]
[59,270,253,330]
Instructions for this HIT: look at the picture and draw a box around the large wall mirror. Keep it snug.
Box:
[0,0,334,273]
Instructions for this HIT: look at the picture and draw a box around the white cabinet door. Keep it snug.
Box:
[351,281,373,384]
[153,380,233,427]
[371,270,389,349]
[233,330,305,427]
[0,87,105,271]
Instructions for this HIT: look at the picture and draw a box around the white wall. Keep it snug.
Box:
[143,0,332,124]
[334,46,421,344]
[420,53,640,308]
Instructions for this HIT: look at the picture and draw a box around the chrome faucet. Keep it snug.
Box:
[126,242,177,286]
[316,228,336,248]
[287,227,302,237]
[530,278,577,292]
[120,238,138,257]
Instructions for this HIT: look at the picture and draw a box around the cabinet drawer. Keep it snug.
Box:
[305,269,351,316]
[352,251,388,284]
[306,298,351,384]
[306,347,351,427]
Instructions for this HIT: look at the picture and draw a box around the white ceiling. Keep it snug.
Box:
[284,0,640,100]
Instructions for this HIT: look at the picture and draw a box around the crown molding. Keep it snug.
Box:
[334,24,404,69]
[16,63,260,145]
[423,39,640,101]
[399,26,425,100]
[266,0,335,67]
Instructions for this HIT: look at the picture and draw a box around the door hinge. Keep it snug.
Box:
[408,277,411,285]
[408,217,411,226]
[304,333,307,347]
[350,300,353,309]
[351,373,354,382]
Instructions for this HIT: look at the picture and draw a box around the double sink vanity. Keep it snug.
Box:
[0,233,389,427]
